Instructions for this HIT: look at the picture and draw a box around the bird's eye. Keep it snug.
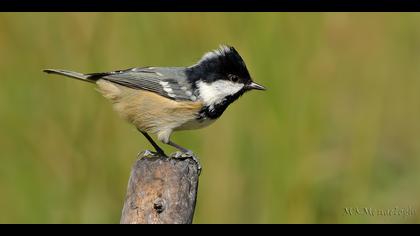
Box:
[228,74,239,83]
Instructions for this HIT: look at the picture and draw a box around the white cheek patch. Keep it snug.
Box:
[197,80,244,108]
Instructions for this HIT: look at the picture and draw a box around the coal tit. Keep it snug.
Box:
[44,45,265,163]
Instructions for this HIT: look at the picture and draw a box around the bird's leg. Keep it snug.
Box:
[139,129,166,156]
[167,140,192,154]
[167,140,201,172]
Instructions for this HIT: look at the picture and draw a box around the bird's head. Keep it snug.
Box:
[187,45,265,112]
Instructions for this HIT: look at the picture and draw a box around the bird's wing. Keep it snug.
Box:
[87,67,196,101]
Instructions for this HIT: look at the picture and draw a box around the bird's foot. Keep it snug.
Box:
[172,151,202,175]
[138,150,167,159]
[138,150,153,158]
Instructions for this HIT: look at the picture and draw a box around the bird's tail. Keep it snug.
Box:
[43,69,98,83]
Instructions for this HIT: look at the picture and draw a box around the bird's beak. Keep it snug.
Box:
[247,81,266,91]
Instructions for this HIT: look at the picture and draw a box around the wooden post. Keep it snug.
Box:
[120,151,200,224]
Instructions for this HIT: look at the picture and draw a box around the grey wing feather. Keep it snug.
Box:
[90,67,195,101]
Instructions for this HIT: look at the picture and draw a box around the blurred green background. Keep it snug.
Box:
[0,13,419,224]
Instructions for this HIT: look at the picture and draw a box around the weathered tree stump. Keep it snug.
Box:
[120,151,200,224]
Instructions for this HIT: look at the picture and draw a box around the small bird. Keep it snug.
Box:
[44,45,265,166]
